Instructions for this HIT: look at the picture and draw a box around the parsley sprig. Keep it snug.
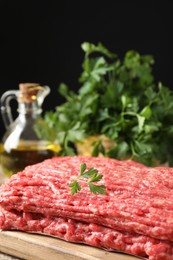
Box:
[69,163,106,195]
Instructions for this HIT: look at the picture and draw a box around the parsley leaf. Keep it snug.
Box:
[88,183,106,194]
[69,181,81,195]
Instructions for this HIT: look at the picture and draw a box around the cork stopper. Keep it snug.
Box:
[18,83,43,103]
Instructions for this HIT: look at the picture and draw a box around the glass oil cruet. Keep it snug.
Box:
[0,83,60,176]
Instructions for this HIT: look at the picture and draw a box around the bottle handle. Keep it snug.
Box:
[0,90,19,129]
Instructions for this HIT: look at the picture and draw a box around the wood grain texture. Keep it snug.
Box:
[0,231,140,260]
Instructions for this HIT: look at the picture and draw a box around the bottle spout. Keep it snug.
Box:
[37,85,50,107]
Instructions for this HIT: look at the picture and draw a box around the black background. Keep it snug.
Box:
[0,0,173,139]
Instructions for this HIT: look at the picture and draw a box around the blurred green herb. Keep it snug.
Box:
[35,42,173,166]
[69,163,106,195]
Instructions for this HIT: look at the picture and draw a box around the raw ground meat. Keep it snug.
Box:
[1,156,173,260]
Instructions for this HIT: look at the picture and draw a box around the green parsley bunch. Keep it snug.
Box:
[36,42,173,166]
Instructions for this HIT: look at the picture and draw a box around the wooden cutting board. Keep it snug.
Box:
[0,231,141,260]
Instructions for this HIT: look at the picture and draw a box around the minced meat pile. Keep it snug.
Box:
[0,156,173,260]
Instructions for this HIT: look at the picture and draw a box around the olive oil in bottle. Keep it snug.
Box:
[0,83,60,176]
[0,141,61,176]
